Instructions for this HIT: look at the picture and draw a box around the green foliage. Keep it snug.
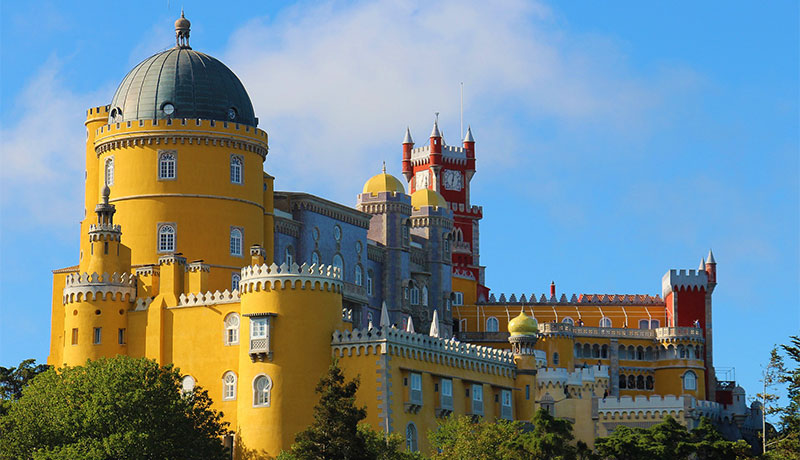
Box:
[594,415,752,460]
[0,359,50,401]
[0,356,229,460]
[281,360,419,460]
[429,409,583,460]
[763,336,800,459]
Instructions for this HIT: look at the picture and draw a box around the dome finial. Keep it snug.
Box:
[382,161,386,173]
[175,9,191,49]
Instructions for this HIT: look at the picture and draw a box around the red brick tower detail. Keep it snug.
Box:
[403,118,486,298]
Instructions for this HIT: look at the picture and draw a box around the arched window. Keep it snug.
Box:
[158,224,175,252]
[562,317,574,326]
[650,319,660,328]
[636,375,645,389]
[601,344,609,359]
[104,157,114,186]
[231,273,241,292]
[574,343,581,358]
[627,375,635,389]
[182,375,195,393]
[553,352,560,365]
[637,346,644,360]
[406,423,418,452]
[639,319,650,329]
[253,374,272,407]
[599,317,612,328]
[421,286,428,306]
[618,345,626,360]
[668,345,675,359]
[159,151,176,179]
[366,270,373,296]
[583,343,591,358]
[222,372,237,400]
[224,313,239,345]
[619,374,626,389]
[592,344,600,358]
[230,228,243,256]
[683,371,697,391]
[354,265,363,286]
[409,284,419,305]
[646,376,654,390]
[230,155,243,184]
[311,251,320,265]
[627,345,635,360]
[285,246,295,267]
[645,346,654,360]
[678,345,686,359]
[332,254,343,273]
[486,317,499,332]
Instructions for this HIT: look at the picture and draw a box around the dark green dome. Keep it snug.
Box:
[108,47,256,126]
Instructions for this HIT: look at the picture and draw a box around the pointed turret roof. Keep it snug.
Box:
[430,118,441,138]
[405,316,415,333]
[429,310,440,338]
[379,301,390,327]
[464,125,474,142]
[699,258,706,270]
[707,249,716,264]
[403,126,414,144]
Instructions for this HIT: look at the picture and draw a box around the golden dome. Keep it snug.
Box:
[362,172,406,196]
[411,188,447,210]
[508,311,538,336]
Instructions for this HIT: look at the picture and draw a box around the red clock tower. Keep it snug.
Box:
[402,117,488,303]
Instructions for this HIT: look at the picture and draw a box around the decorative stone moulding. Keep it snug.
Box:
[62,272,137,304]
[177,289,239,307]
[186,262,210,273]
[135,266,159,277]
[483,292,664,306]
[134,297,152,311]
[331,326,516,377]
[240,262,342,293]
[88,223,122,241]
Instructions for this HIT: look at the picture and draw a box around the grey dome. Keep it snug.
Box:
[108,48,256,126]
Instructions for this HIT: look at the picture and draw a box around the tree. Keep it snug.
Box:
[764,336,800,459]
[758,346,785,455]
[0,356,229,460]
[0,359,50,417]
[594,425,651,460]
[524,408,586,459]
[280,360,420,460]
[689,417,751,460]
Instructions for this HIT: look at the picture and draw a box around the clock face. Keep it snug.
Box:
[443,169,463,191]
[415,170,429,191]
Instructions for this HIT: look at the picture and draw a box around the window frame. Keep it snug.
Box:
[230,154,244,185]
[158,150,177,181]
[366,270,373,296]
[405,422,418,452]
[683,371,697,391]
[222,371,237,401]
[104,156,114,186]
[224,313,240,345]
[157,223,176,253]
[453,292,463,306]
[231,273,241,292]
[251,317,268,339]
[599,316,612,328]
[253,374,272,407]
[230,227,244,257]
[354,264,363,286]
[486,316,499,332]
[92,327,102,345]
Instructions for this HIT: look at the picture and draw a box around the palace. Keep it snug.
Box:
[48,14,762,457]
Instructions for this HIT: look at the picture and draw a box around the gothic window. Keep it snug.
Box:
[645,346,654,360]
[224,313,239,345]
[601,344,609,359]
[222,372,237,401]
[332,254,344,274]
[678,345,686,359]
[410,284,419,305]
[231,273,241,292]
[311,251,320,266]
[486,317,499,332]
[366,270,373,296]
[627,375,635,389]
[421,286,428,306]
[158,224,176,252]
[230,155,243,184]
[646,376,654,390]
[683,371,697,391]
[618,345,626,360]
[637,346,645,360]
[354,265,363,286]
[583,343,591,358]
[592,344,600,358]
[230,228,243,256]
[619,374,627,389]
[627,345,635,360]
[406,423,418,452]
[574,343,582,358]
[636,375,645,389]
[104,157,114,186]
[253,374,272,407]
[599,317,612,328]
[158,151,176,180]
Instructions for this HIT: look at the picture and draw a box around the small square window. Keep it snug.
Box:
[118,328,126,345]
[93,327,102,345]
[71,328,78,345]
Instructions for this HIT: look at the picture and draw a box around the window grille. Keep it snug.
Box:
[158,225,176,252]
[158,152,176,179]
[230,155,243,184]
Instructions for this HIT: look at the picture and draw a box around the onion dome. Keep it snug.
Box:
[410,188,447,210]
[107,12,256,127]
[508,311,538,337]
[362,165,406,195]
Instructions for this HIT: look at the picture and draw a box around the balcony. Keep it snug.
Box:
[436,394,454,418]
[536,322,704,342]
[342,281,368,303]
[249,338,270,362]
[405,388,423,414]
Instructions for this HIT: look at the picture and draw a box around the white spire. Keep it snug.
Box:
[699,258,706,271]
[367,319,374,329]
[707,249,716,264]
[379,301,390,327]
[463,125,474,142]
[429,310,440,338]
[403,126,414,144]
[430,114,441,138]
[405,316,415,333]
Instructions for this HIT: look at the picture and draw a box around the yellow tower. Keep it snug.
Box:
[507,310,539,421]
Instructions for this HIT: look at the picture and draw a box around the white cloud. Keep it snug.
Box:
[222,0,683,201]
[0,56,107,229]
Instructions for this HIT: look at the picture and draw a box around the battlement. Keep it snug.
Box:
[86,105,110,118]
[482,292,663,306]
[176,289,239,308]
[93,117,268,159]
[332,326,516,377]
[240,262,342,293]
[662,269,708,298]
[538,365,609,388]
[62,272,136,304]
[88,224,122,242]
[450,202,483,216]
[599,395,688,417]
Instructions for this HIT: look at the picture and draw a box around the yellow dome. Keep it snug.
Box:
[362,172,406,196]
[411,188,448,210]
[508,311,538,336]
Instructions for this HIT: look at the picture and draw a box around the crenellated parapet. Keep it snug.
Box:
[332,326,516,377]
[538,365,609,390]
[240,262,342,293]
[63,272,136,304]
[88,223,122,241]
[599,395,688,420]
[662,269,708,298]
[482,292,663,305]
[176,289,239,307]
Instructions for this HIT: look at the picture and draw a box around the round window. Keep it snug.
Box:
[162,103,175,116]
[333,225,342,241]
[227,107,237,120]
[355,241,362,254]
[312,227,320,241]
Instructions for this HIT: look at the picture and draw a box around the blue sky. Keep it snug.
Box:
[1,0,797,409]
